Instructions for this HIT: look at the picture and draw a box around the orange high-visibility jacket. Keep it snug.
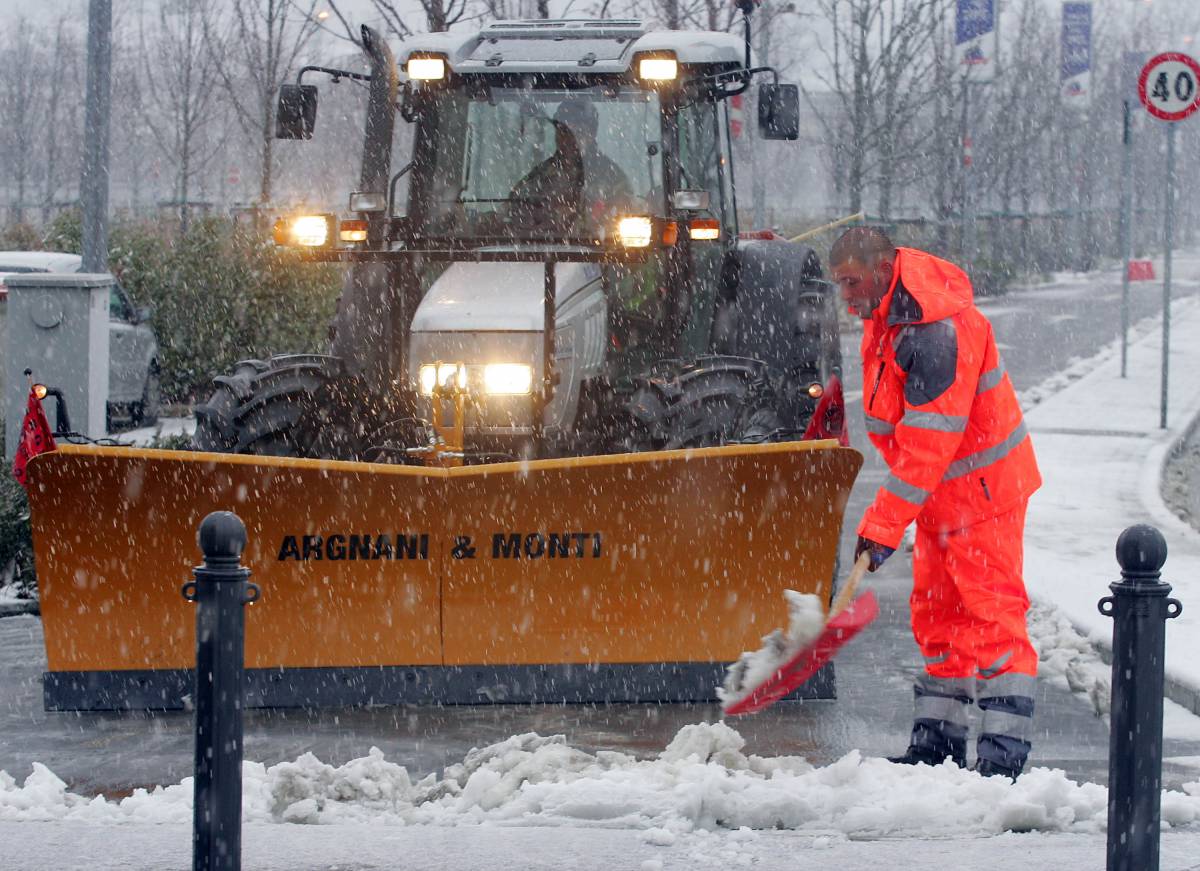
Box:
[858,248,1041,549]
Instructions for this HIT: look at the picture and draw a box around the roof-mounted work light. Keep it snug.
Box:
[407,54,447,81]
[636,52,678,82]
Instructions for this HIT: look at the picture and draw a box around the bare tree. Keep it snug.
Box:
[916,2,961,246]
[204,0,322,204]
[39,18,84,224]
[806,0,948,217]
[0,20,49,224]
[361,0,474,35]
[138,0,226,232]
[978,0,1056,264]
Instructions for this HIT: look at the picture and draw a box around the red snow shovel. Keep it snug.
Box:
[722,553,879,716]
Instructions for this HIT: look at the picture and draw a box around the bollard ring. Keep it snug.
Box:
[1167,598,1183,619]
[243,583,261,605]
[181,581,198,602]
[1098,596,1115,617]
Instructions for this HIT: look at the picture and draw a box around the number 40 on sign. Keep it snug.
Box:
[1139,52,1200,122]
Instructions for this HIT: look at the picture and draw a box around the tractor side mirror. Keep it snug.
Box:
[276,84,319,140]
[758,84,800,141]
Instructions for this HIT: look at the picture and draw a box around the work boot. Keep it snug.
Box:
[973,758,1020,781]
[887,745,966,768]
[894,673,973,769]
[976,671,1035,782]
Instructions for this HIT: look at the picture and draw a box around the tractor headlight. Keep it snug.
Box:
[273,214,334,247]
[617,216,653,248]
[483,363,533,395]
[418,363,465,395]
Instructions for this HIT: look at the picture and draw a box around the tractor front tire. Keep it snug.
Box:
[193,355,349,458]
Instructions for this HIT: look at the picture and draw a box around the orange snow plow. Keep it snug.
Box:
[27,440,859,710]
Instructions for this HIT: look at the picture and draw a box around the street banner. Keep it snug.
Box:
[1061,2,1092,107]
[955,0,996,83]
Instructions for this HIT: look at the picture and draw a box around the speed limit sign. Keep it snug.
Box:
[1138,52,1200,121]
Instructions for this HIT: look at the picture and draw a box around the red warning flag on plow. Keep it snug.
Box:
[802,374,850,447]
[12,387,56,488]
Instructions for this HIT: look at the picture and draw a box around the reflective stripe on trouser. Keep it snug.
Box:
[909,673,972,763]
[910,501,1039,680]
[977,671,1036,773]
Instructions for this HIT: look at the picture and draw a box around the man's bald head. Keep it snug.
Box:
[830,226,895,268]
[829,227,898,318]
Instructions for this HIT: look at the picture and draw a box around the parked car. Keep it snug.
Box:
[0,251,161,427]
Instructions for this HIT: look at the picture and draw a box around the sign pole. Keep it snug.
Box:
[1161,121,1175,430]
[954,0,996,278]
[1120,99,1133,378]
[1137,51,1199,428]
[81,0,113,273]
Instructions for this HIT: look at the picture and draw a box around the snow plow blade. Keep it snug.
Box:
[26,440,861,710]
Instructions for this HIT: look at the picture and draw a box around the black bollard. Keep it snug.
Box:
[1099,524,1183,871]
[182,512,260,871]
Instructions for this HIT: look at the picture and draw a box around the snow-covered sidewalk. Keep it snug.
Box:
[1022,286,1200,713]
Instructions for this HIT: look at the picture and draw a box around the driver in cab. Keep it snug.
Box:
[509,97,633,235]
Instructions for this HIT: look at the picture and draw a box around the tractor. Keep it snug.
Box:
[24,10,860,711]
[193,12,845,462]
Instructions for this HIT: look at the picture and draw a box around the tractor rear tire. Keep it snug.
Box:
[624,357,771,451]
[193,355,349,458]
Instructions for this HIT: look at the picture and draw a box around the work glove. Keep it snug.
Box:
[855,535,895,573]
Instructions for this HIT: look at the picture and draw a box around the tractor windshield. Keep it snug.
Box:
[417,86,664,243]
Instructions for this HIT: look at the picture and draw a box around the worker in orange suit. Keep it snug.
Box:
[830,227,1042,780]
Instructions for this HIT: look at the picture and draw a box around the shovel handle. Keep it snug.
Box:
[829,552,871,619]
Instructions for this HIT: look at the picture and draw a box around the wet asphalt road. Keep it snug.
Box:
[3,260,1200,797]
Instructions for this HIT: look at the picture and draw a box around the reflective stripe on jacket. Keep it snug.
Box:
[858,248,1041,548]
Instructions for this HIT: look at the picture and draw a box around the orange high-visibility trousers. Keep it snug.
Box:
[910,501,1038,681]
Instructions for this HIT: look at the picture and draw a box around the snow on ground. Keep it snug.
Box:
[5,821,1200,871]
[1019,268,1200,715]
[113,415,195,447]
[0,577,23,605]
[2,722,1198,835]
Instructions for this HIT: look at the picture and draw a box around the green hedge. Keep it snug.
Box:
[0,427,34,600]
[44,211,342,401]
[1,213,343,599]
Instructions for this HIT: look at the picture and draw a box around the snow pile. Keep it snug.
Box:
[1027,600,1112,719]
[718,590,826,705]
[4,724,1200,836]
